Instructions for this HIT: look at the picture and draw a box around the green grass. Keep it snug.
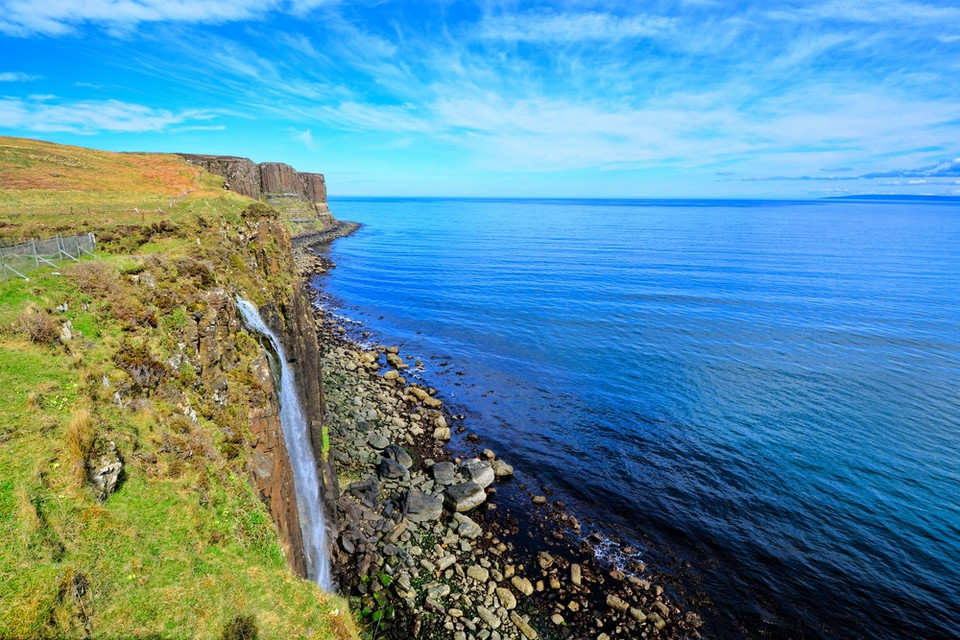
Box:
[0,137,359,640]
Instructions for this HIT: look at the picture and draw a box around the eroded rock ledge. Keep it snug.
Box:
[179,154,327,210]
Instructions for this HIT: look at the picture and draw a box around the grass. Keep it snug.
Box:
[0,137,359,640]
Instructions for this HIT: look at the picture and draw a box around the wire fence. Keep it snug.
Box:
[0,233,96,282]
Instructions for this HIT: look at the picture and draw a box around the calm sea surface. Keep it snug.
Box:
[316,198,960,640]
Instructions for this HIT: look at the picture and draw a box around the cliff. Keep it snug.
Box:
[179,154,328,211]
[0,136,356,639]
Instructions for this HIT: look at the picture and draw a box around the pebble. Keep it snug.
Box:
[571,564,582,586]
[467,565,490,582]
[606,594,629,614]
[511,576,534,596]
[477,605,501,630]
[495,587,516,610]
[509,612,538,639]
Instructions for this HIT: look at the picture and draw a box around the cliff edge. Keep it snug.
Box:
[178,154,328,212]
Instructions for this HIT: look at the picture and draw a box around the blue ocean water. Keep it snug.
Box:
[316,198,960,640]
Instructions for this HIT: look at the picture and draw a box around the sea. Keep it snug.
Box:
[313,197,960,640]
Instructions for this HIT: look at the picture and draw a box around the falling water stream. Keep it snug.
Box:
[236,297,333,590]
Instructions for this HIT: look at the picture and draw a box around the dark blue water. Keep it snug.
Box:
[317,198,960,640]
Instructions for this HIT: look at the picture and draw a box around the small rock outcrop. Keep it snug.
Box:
[87,440,123,502]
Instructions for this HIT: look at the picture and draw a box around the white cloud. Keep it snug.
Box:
[0,0,282,36]
[0,97,212,134]
[477,11,674,43]
[295,127,316,150]
[765,0,960,25]
[0,71,40,82]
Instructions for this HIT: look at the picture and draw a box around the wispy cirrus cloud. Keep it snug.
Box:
[0,0,341,37]
[0,96,214,134]
[0,71,40,82]
[476,11,675,43]
[765,0,960,25]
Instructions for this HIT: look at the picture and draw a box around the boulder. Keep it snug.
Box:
[378,457,410,481]
[444,482,486,512]
[453,512,482,539]
[459,458,495,488]
[491,459,514,478]
[383,443,413,469]
[430,461,457,485]
[367,433,389,449]
[402,489,443,523]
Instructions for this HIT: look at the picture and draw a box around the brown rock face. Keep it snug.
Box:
[183,282,311,577]
[248,352,309,577]
[253,219,339,521]
[179,154,326,205]
[180,154,262,200]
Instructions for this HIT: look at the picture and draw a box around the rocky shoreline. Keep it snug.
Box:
[292,220,362,249]
[296,245,705,640]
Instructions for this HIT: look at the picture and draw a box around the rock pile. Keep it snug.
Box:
[304,249,704,639]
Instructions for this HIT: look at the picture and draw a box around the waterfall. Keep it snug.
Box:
[236,297,333,591]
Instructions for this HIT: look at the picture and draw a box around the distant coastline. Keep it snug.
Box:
[825,194,960,202]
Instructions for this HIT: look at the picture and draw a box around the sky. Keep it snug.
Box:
[1,0,960,198]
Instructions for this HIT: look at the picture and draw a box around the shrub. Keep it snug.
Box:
[68,261,118,297]
[113,342,167,392]
[16,306,59,344]
[221,614,258,640]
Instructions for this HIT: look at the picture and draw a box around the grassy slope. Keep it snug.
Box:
[0,137,358,640]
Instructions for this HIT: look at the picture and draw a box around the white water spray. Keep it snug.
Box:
[236,297,333,590]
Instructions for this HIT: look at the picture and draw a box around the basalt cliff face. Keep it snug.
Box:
[180,214,337,579]
[179,154,327,209]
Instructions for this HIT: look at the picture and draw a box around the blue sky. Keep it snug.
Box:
[2,0,959,198]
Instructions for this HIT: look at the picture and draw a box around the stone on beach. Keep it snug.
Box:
[459,458,495,488]
[444,481,486,512]
[511,576,534,596]
[606,594,629,614]
[510,612,539,639]
[367,433,389,449]
[491,459,514,477]
[402,489,443,522]
[430,461,457,485]
[383,443,413,469]
[496,587,517,610]
[378,457,410,481]
[453,512,482,539]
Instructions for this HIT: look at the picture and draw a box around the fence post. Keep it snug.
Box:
[0,245,6,282]
[32,239,38,268]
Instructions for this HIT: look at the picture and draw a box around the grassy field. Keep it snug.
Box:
[0,137,358,640]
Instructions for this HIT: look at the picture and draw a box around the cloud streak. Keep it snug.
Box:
[0,71,40,82]
[477,11,675,43]
[0,97,213,134]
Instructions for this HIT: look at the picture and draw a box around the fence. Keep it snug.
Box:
[0,233,96,282]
